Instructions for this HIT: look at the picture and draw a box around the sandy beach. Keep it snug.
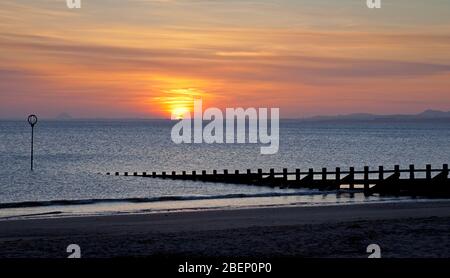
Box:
[0,200,449,258]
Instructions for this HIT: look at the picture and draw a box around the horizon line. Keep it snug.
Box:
[1,108,450,121]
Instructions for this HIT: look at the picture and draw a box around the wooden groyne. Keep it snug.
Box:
[107,164,450,196]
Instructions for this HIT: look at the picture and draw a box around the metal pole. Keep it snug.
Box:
[27,114,38,171]
[31,125,34,171]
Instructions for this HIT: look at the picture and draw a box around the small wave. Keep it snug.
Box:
[0,191,331,209]
[0,211,63,220]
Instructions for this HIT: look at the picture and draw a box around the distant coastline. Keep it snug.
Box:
[1,109,450,122]
[300,109,450,122]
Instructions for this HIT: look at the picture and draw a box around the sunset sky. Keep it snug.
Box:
[1,0,450,119]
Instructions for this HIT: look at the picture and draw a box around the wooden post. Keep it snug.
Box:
[270,168,275,178]
[192,171,197,179]
[142,172,146,176]
[336,167,341,182]
[364,166,369,192]
[124,172,128,176]
[235,170,240,175]
[162,171,166,178]
[283,168,288,180]
[409,165,415,179]
[322,168,327,180]
[295,169,300,180]
[378,166,384,180]
[308,168,314,178]
[172,171,176,177]
[213,170,218,175]
[152,172,156,177]
[106,172,110,175]
[443,164,449,178]
[202,170,207,176]
[115,172,119,176]
[247,169,251,175]
[224,169,228,175]
[349,167,354,190]
[182,171,186,177]
[426,164,432,180]
[133,172,137,176]
[394,165,400,178]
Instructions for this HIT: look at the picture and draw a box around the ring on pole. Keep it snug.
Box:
[28,115,38,127]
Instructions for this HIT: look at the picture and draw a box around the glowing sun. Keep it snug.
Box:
[171,106,190,120]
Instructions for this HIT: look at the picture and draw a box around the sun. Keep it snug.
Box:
[171,106,190,120]
[154,87,206,119]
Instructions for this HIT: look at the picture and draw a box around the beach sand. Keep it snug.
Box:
[0,201,449,258]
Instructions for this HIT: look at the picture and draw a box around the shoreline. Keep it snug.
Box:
[1,200,450,258]
[0,193,443,221]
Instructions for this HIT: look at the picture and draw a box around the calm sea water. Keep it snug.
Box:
[0,120,449,218]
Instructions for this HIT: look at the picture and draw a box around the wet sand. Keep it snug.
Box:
[0,201,449,258]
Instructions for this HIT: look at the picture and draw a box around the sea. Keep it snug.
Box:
[0,119,449,219]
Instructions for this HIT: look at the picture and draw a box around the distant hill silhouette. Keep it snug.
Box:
[305,109,450,122]
[416,109,450,118]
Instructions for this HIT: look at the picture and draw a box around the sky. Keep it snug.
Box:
[1,0,450,119]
